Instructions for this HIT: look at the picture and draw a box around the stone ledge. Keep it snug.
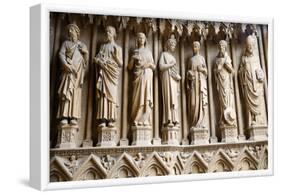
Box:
[50,140,267,157]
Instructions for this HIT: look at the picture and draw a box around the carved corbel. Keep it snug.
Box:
[95,15,108,28]
[245,24,258,37]
[115,16,130,31]
[205,22,217,42]
[231,23,244,41]
[127,17,144,34]
[188,22,204,42]
[158,19,185,42]
[143,18,157,34]
[216,23,230,41]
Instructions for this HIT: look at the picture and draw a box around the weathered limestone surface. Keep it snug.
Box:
[49,13,269,182]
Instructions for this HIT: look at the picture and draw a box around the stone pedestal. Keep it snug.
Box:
[162,126,180,145]
[131,126,152,146]
[221,125,238,143]
[249,126,267,141]
[97,126,117,147]
[190,127,209,145]
[210,136,218,143]
[119,138,129,146]
[152,138,161,145]
[58,124,79,149]
[82,139,93,147]
[181,138,189,145]
[238,134,246,142]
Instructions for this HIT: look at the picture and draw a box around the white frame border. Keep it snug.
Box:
[30,3,274,191]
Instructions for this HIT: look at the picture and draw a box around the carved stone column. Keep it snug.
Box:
[180,38,189,145]
[51,14,63,147]
[257,27,268,107]
[205,40,217,143]
[261,25,268,77]
[152,31,161,145]
[83,23,97,147]
[230,39,246,141]
[119,28,130,146]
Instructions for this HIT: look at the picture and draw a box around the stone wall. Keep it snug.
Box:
[49,12,268,182]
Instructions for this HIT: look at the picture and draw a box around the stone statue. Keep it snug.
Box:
[64,155,79,175]
[214,40,236,127]
[128,32,155,126]
[239,35,265,128]
[187,41,208,129]
[57,23,89,125]
[94,26,123,128]
[159,36,181,127]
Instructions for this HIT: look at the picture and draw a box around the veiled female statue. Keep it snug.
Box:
[57,23,89,125]
[239,35,265,127]
[128,32,155,126]
[159,35,181,127]
[94,26,123,128]
[187,41,208,128]
[214,40,236,127]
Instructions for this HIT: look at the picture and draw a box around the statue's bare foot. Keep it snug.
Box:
[70,119,78,125]
[60,119,68,125]
[99,122,106,127]
[251,120,256,126]
[167,121,173,127]
[108,122,115,127]
[143,121,149,126]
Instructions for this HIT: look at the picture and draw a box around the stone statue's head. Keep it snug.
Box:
[192,41,200,54]
[165,35,177,52]
[69,155,76,161]
[66,23,80,40]
[245,35,256,55]
[136,32,147,48]
[218,40,227,55]
[105,26,117,42]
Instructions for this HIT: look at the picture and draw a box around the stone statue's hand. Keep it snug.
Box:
[168,62,175,68]
[63,64,73,73]
[217,64,223,71]
[143,62,153,69]
[112,47,118,61]
[198,65,204,72]
[187,70,195,80]
[149,63,156,70]
[256,69,264,82]
[95,58,104,67]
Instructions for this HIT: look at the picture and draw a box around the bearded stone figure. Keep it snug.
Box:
[94,26,123,128]
[239,35,265,128]
[159,35,181,128]
[214,40,236,127]
[128,32,155,127]
[187,41,208,129]
[57,23,89,125]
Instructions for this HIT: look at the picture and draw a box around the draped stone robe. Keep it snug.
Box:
[57,40,87,119]
[239,53,265,127]
[187,55,208,128]
[159,51,181,126]
[214,53,235,126]
[95,42,123,121]
[129,47,154,125]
